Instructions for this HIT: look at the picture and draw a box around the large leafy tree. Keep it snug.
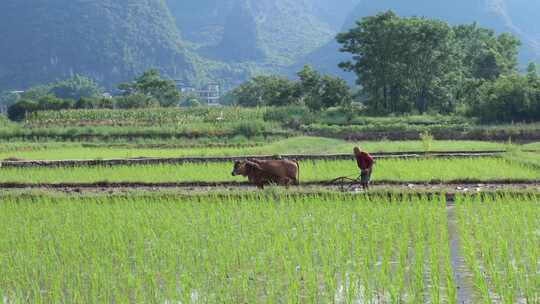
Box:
[453,24,521,106]
[337,11,458,114]
[118,69,181,107]
[469,73,540,123]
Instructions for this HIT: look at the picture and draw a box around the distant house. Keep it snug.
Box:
[199,83,221,106]
[175,80,221,106]
[175,80,196,94]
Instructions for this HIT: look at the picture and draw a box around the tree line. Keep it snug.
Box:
[228,65,353,111]
[230,11,540,123]
[4,70,182,121]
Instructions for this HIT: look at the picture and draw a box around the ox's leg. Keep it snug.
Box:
[280,177,293,188]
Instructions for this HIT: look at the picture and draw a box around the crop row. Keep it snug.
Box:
[457,195,540,303]
[0,158,537,184]
[2,193,538,302]
[26,107,266,127]
[0,137,513,161]
[0,194,453,303]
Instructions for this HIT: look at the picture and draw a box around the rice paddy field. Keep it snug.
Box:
[1,193,539,303]
[0,137,514,161]
[0,157,537,184]
[0,194,454,303]
[457,195,540,303]
[1,111,540,304]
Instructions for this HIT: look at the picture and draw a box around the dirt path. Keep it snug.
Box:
[447,200,476,303]
[0,181,539,193]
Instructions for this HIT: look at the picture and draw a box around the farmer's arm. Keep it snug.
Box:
[355,156,363,169]
[366,154,374,170]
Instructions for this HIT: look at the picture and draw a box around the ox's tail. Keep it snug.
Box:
[294,159,300,186]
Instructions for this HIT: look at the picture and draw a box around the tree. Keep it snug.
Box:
[58,96,114,109]
[7,99,39,121]
[231,75,299,107]
[453,24,520,81]
[180,92,202,107]
[36,95,74,110]
[468,73,540,123]
[20,85,51,101]
[49,75,103,100]
[318,76,353,109]
[0,91,20,107]
[118,69,181,107]
[337,12,522,114]
[297,65,352,111]
[527,62,539,83]
[297,65,322,110]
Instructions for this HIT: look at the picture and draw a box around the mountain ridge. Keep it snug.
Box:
[1,0,539,92]
[0,0,197,91]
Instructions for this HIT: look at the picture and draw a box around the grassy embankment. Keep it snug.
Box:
[3,108,540,141]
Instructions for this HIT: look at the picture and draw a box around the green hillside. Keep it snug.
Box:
[167,0,334,65]
[0,0,193,91]
[2,0,539,92]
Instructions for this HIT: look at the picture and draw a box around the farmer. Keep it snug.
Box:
[353,146,374,190]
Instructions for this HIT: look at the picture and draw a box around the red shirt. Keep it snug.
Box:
[355,151,374,170]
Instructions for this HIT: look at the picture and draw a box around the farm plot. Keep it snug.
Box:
[0,137,511,161]
[25,107,266,127]
[0,158,537,185]
[457,194,540,303]
[0,194,454,303]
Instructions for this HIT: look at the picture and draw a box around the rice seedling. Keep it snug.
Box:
[0,137,510,161]
[0,193,454,303]
[0,157,536,184]
[457,194,540,303]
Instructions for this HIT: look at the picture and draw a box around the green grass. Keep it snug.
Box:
[504,151,540,169]
[0,137,511,160]
[457,194,540,302]
[0,193,454,303]
[523,142,540,151]
[0,157,537,184]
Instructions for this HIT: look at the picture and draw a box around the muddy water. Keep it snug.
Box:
[447,203,476,303]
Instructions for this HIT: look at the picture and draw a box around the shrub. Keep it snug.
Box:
[420,131,434,152]
[233,121,267,138]
[116,93,160,109]
[7,99,39,121]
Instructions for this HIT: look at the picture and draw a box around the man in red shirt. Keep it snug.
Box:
[354,146,374,190]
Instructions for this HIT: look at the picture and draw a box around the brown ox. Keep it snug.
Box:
[231,159,300,188]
